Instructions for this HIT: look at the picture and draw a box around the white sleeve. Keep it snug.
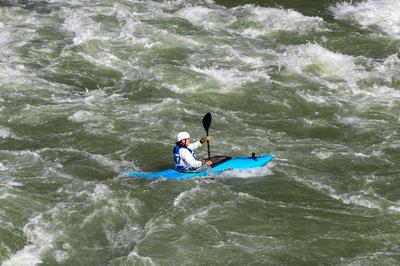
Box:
[181,149,203,168]
[187,140,202,150]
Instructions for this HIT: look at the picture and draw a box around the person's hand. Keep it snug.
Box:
[206,160,213,166]
[201,136,212,142]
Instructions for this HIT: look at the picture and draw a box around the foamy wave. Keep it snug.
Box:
[312,151,334,160]
[6,181,23,187]
[311,181,400,213]
[388,205,400,212]
[296,90,330,105]
[277,43,400,110]
[0,162,8,171]
[333,193,381,209]
[331,0,400,39]
[0,7,49,86]
[354,85,400,109]
[0,192,15,200]
[235,5,324,38]
[0,126,14,139]
[369,54,400,92]
[0,64,30,84]
[0,97,4,112]
[68,110,94,123]
[127,250,156,265]
[339,250,400,265]
[0,21,10,47]
[63,9,106,45]
[2,213,60,266]
[237,192,267,204]
[338,193,400,214]
[90,184,112,202]
[3,180,145,265]
[173,185,201,208]
[177,6,230,31]
[189,65,269,91]
[219,164,272,178]
[279,43,364,88]
[176,5,323,38]
[0,150,44,168]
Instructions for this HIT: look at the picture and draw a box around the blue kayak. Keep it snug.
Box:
[125,154,273,180]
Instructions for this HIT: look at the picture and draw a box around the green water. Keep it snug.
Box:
[1,0,400,265]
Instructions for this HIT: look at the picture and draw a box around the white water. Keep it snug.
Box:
[331,0,400,39]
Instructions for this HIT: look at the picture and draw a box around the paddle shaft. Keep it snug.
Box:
[206,129,210,160]
[202,112,212,160]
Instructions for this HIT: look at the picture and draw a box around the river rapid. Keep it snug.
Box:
[1,0,400,265]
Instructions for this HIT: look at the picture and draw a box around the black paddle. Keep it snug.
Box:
[202,112,212,160]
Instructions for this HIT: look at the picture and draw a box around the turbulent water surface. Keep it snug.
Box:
[1,0,400,265]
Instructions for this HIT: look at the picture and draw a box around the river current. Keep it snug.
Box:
[1,0,400,265]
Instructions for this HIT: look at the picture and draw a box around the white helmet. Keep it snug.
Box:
[176,131,190,142]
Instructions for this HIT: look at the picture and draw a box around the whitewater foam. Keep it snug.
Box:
[68,110,95,123]
[53,250,69,263]
[2,213,58,266]
[331,0,400,39]
[189,65,269,91]
[176,5,324,38]
[0,126,13,139]
[296,90,329,105]
[127,250,156,266]
[279,43,363,88]
[173,185,201,208]
[355,85,400,107]
[177,6,228,31]
[90,184,112,202]
[235,5,324,38]
[0,162,8,171]
[334,193,381,209]
[63,9,105,45]
[136,98,180,114]
[237,192,268,204]
[219,165,272,178]
[310,180,400,212]
[312,151,334,160]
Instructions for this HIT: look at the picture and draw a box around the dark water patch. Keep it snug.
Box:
[125,142,172,170]
[221,174,400,264]
[216,0,344,19]
[141,46,193,67]
[91,13,121,33]
[69,133,126,155]
[62,156,118,181]
[0,0,59,14]
[0,120,81,152]
[40,52,123,91]
[146,16,208,36]
[320,22,400,59]
[16,26,68,70]
[113,79,174,102]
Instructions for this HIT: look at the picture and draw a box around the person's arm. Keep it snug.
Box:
[187,140,202,150]
[188,136,211,150]
[181,149,203,168]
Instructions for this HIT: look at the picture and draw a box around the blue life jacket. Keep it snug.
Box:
[173,143,198,172]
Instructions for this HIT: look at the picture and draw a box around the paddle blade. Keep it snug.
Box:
[202,112,212,131]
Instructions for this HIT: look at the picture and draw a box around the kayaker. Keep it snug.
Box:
[173,131,212,172]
